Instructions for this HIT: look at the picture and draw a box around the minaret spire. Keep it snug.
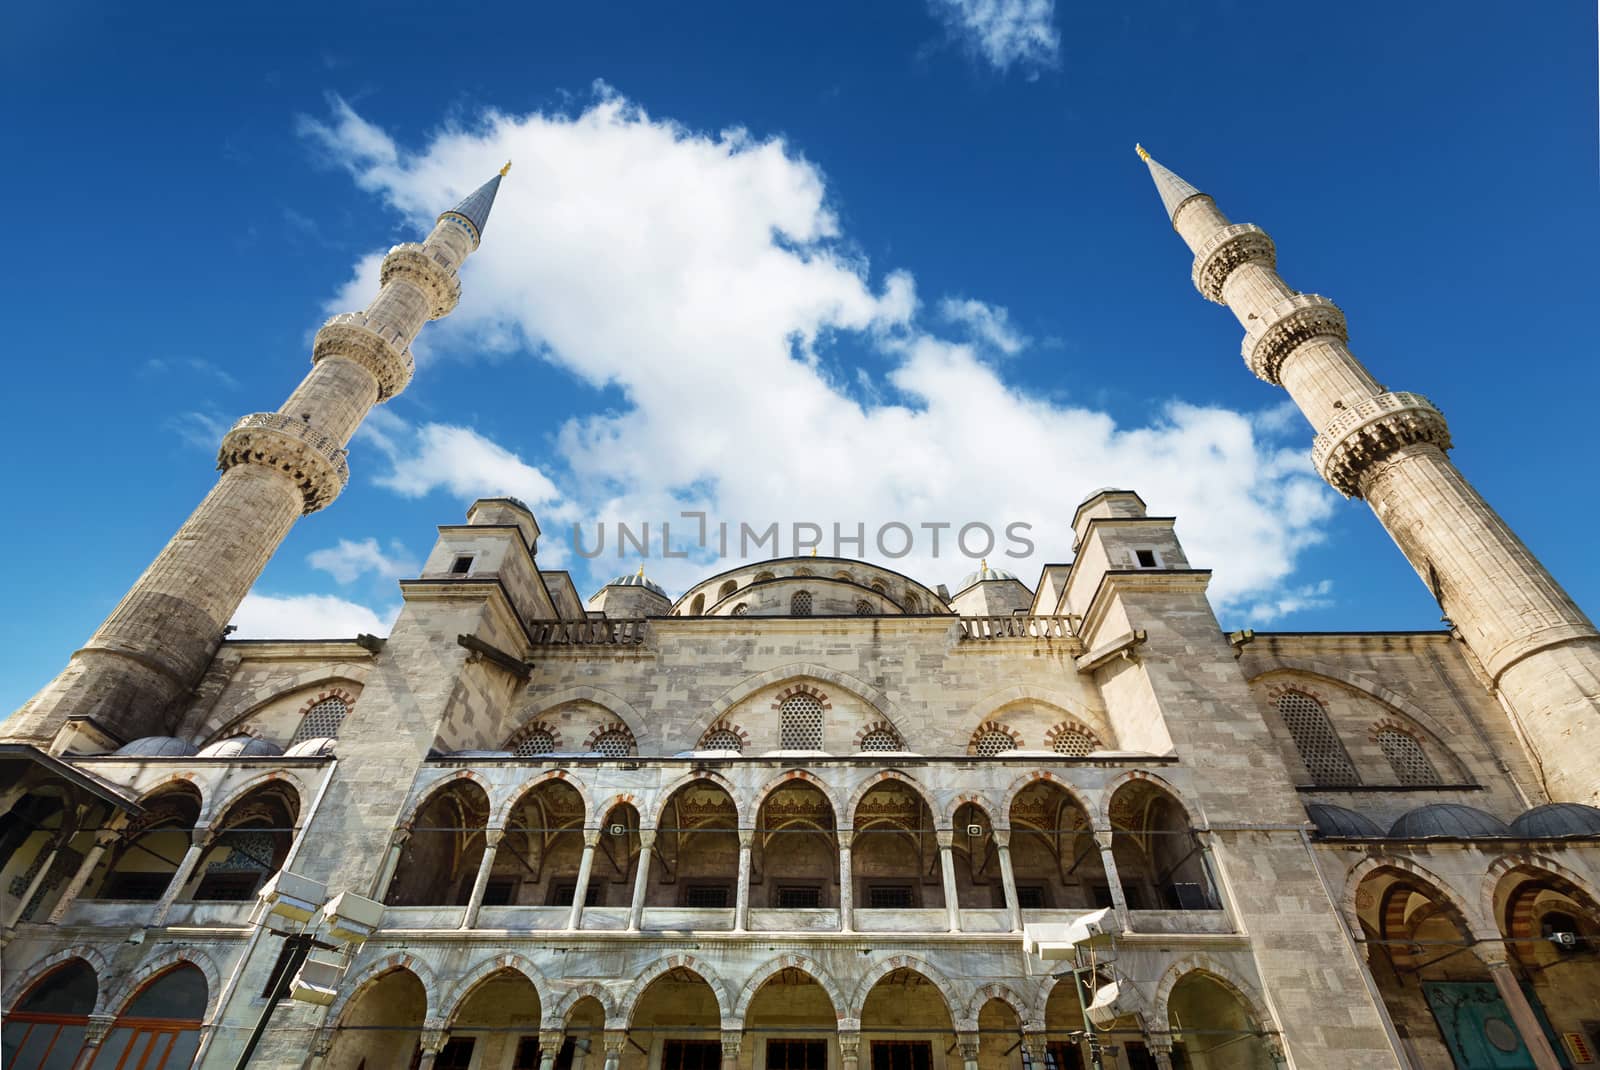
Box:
[6,167,510,745]
[1139,149,1600,804]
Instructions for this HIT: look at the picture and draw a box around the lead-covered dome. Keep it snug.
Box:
[1389,804,1509,840]
[603,571,668,597]
[1511,803,1600,839]
[1306,803,1385,839]
[115,736,198,757]
[285,737,337,758]
[956,561,1019,592]
[197,736,283,758]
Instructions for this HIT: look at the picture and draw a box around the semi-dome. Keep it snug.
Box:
[1306,803,1385,839]
[1389,804,1510,840]
[115,736,198,757]
[1511,803,1600,839]
[285,737,337,758]
[956,560,1019,592]
[197,736,283,758]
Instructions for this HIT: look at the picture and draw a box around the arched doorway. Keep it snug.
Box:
[182,782,299,902]
[1492,863,1600,1061]
[951,802,1000,910]
[1008,782,1106,911]
[497,779,589,908]
[86,785,202,902]
[745,967,837,1070]
[1165,971,1273,1070]
[974,998,1021,1070]
[92,963,208,1069]
[754,780,837,911]
[387,780,490,906]
[860,968,955,1070]
[630,967,722,1070]
[446,969,542,1070]
[1106,781,1216,912]
[852,780,943,920]
[325,966,427,1068]
[647,779,739,915]
[2,959,97,1068]
[564,996,607,1070]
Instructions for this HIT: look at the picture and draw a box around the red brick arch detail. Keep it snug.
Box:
[506,720,564,752]
[968,721,1022,756]
[1263,682,1327,707]
[772,684,831,710]
[1368,718,1423,744]
[584,722,636,751]
[853,721,902,748]
[297,687,357,718]
[699,721,750,749]
[1044,721,1101,749]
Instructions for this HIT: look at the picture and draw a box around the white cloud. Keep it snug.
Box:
[308,537,418,584]
[1243,579,1335,624]
[166,410,227,451]
[926,0,1060,75]
[305,89,1335,613]
[939,297,1029,355]
[230,592,399,639]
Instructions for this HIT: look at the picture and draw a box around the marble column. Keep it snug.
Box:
[957,1031,981,1070]
[416,1027,448,1070]
[568,829,601,931]
[937,829,961,932]
[603,1030,627,1070]
[994,829,1022,932]
[373,826,412,901]
[838,830,854,932]
[1146,1038,1175,1070]
[69,1014,117,1070]
[721,1029,743,1070]
[1020,1033,1049,1070]
[538,1028,566,1070]
[47,826,122,924]
[1475,943,1562,1070]
[838,1030,861,1070]
[150,824,210,926]
[628,830,655,931]
[1092,830,1130,928]
[461,827,503,929]
[734,829,755,932]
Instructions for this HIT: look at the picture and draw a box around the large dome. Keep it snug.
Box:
[1389,804,1509,840]
[197,735,283,758]
[1510,803,1600,839]
[115,736,198,758]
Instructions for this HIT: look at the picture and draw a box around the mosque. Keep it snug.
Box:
[2,149,1598,1070]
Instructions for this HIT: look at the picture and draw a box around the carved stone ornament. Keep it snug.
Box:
[380,243,462,319]
[1311,391,1452,498]
[1241,293,1348,384]
[313,313,416,401]
[217,412,350,513]
[1191,223,1276,303]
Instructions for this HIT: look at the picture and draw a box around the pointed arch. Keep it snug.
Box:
[845,770,941,831]
[103,948,221,1021]
[1097,770,1201,831]
[494,769,594,829]
[848,956,964,1027]
[400,769,494,828]
[1341,855,1485,938]
[1002,771,1094,829]
[966,982,1041,1032]
[3,946,111,1016]
[549,981,622,1029]
[327,953,437,1028]
[620,955,733,1025]
[964,687,1114,751]
[945,792,997,829]
[1481,853,1600,930]
[651,770,744,827]
[194,670,369,742]
[440,954,553,1026]
[709,664,903,730]
[1150,956,1275,1039]
[204,770,308,828]
[519,686,650,752]
[733,955,845,1023]
[753,769,843,824]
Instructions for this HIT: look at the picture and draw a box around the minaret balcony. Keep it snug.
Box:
[314,313,417,401]
[1311,391,1452,498]
[217,412,351,513]
[1191,223,1275,303]
[1240,294,1348,385]
[380,242,462,319]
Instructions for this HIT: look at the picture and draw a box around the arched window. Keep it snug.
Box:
[972,728,1017,757]
[1275,691,1358,785]
[731,603,749,616]
[99,964,208,1069]
[512,729,556,758]
[779,695,825,750]
[291,695,348,745]
[718,580,738,600]
[591,729,634,758]
[790,591,813,616]
[904,594,920,613]
[690,594,706,615]
[859,728,901,752]
[1051,729,1098,757]
[1377,728,1441,785]
[702,728,743,753]
[2,959,96,1068]
[855,599,872,616]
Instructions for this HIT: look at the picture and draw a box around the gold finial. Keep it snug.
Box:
[810,547,818,557]
[981,558,988,571]
[1135,144,1151,162]
[636,564,645,578]
[500,160,513,177]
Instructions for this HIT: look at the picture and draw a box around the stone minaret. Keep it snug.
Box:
[6,166,510,745]
[1136,145,1600,803]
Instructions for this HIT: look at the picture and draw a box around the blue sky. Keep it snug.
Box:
[2,1,1596,713]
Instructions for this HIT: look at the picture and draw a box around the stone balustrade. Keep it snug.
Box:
[381,242,462,319]
[527,619,649,645]
[1190,223,1275,303]
[1311,391,1452,497]
[957,615,1078,642]
[217,411,351,513]
[314,312,417,401]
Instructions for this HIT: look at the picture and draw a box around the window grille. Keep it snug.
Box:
[855,599,872,615]
[777,885,822,908]
[512,729,555,757]
[973,729,1016,757]
[867,884,915,908]
[703,728,743,753]
[780,695,825,750]
[768,1040,828,1070]
[732,603,749,616]
[1016,885,1047,909]
[591,730,634,758]
[1052,730,1097,757]
[661,1041,723,1070]
[859,728,901,752]
[683,884,730,907]
[791,591,813,616]
[1377,729,1441,785]
[291,697,347,744]
[1275,691,1358,785]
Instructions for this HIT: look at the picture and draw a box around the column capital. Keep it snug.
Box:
[84,1013,117,1046]
[955,1032,981,1059]
[738,828,756,849]
[583,828,603,848]
[638,828,657,849]
[991,828,1011,848]
[836,1031,861,1059]
[540,1028,566,1055]
[721,1030,743,1057]
[485,826,505,848]
[936,828,955,850]
[1472,939,1513,970]
[603,1030,628,1055]
[1092,828,1115,849]
[420,1027,449,1054]
[93,826,124,848]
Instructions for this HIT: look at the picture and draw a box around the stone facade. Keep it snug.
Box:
[3,158,1600,1070]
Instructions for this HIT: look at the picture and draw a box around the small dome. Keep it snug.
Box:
[956,561,1019,592]
[1511,803,1600,839]
[602,570,668,597]
[285,737,337,758]
[1306,803,1385,839]
[1389,804,1510,840]
[115,736,198,757]
[197,736,283,758]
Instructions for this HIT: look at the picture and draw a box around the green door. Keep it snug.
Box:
[1423,982,1568,1069]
